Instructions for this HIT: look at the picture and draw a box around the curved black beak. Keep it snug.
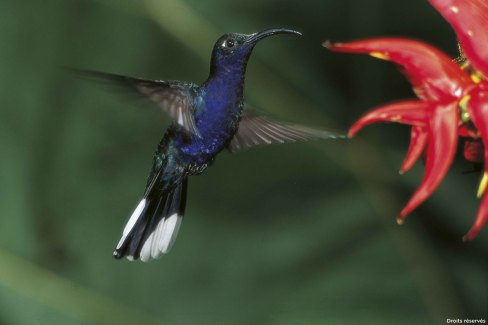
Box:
[245,28,301,44]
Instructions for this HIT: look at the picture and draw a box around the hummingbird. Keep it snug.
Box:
[76,28,342,262]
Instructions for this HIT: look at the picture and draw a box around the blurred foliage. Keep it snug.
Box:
[0,0,486,324]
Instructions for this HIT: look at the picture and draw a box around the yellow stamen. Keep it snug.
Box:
[396,217,404,225]
[390,115,402,122]
[370,52,389,60]
[459,94,471,123]
[471,72,482,83]
[477,172,488,198]
[450,6,459,13]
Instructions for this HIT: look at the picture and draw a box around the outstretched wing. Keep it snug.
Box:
[228,108,344,152]
[71,69,200,137]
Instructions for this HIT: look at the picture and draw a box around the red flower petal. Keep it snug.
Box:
[430,0,488,77]
[467,91,488,159]
[400,126,429,174]
[326,38,472,102]
[464,193,488,241]
[348,101,432,138]
[463,140,484,163]
[398,102,459,221]
[465,88,488,239]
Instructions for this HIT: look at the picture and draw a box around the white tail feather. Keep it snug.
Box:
[139,213,182,262]
[115,199,146,250]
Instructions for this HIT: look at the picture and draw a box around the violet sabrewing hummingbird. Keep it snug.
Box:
[76,28,342,262]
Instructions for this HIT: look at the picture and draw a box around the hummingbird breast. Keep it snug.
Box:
[174,92,243,167]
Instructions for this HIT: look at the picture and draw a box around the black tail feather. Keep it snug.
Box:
[114,177,188,261]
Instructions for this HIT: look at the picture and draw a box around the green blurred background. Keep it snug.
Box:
[0,0,486,324]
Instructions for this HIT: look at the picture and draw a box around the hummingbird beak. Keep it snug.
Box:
[245,28,302,44]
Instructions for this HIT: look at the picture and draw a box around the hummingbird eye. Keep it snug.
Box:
[223,39,236,49]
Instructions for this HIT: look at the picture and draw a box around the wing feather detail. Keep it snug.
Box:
[228,109,344,152]
[71,69,200,137]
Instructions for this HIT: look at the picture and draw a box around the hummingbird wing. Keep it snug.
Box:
[70,69,200,137]
[228,108,344,152]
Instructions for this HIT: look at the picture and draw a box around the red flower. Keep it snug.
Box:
[325,0,488,240]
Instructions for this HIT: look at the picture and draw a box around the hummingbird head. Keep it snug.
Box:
[209,28,301,77]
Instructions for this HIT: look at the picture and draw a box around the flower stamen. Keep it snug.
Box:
[477,172,488,198]
[459,94,471,123]
[369,52,389,60]
[470,72,482,83]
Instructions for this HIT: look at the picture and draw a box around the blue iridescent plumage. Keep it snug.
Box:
[75,29,343,262]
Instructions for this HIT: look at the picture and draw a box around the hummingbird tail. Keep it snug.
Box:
[113,176,188,262]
